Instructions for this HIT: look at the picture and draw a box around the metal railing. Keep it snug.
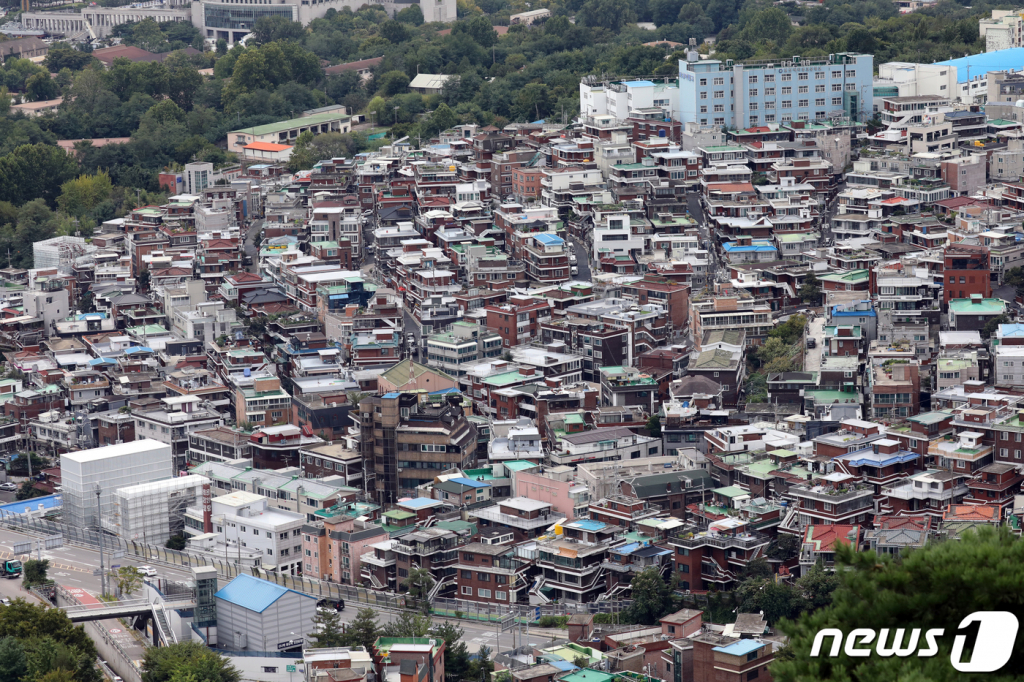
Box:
[7,515,633,623]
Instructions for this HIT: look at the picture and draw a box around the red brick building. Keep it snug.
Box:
[692,635,774,682]
[455,541,531,605]
[621,275,691,329]
[484,296,553,348]
[943,242,991,305]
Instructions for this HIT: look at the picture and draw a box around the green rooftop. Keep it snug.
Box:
[382,509,415,521]
[908,411,952,425]
[565,413,584,425]
[818,269,869,283]
[127,324,168,335]
[481,370,530,387]
[949,297,1006,314]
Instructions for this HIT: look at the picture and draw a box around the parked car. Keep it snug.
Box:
[0,482,17,491]
[570,266,578,276]
[806,338,816,349]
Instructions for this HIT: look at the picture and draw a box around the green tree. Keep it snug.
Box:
[138,268,151,291]
[0,144,80,207]
[740,7,792,44]
[21,559,49,587]
[577,0,638,31]
[377,70,411,96]
[57,172,114,220]
[755,336,792,368]
[164,52,202,111]
[395,4,424,25]
[25,72,59,102]
[470,645,494,681]
[341,607,380,651]
[165,533,187,550]
[381,611,431,638]
[798,273,821,305]
[795,560,839,611]
[768,314,806,345]
[15,480,45,501]
[429,103,458,135]
[1004,266,1024,299]
[402,567,435,600]
[774,526,1024,682]
[309,608,346,648]
[141,642,241,682]
[645,414,662,437]
[0,637,27,682]
[430,621,470,681]
[43,44,94,72]
[767,534,800,562]
[379,20,409,44]
[624,567,671,625]
[251,16,307,44]
[982,313,1010,340]
[113,566,143,597]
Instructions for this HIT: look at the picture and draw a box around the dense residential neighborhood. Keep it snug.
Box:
[2,0,1024,679]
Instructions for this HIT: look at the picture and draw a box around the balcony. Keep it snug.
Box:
[473,506,563,530]
[882,480,968,501]
[360,552,396,568]
[669,530,769,551]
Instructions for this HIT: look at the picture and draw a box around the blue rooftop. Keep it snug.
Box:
[935,48,1024,83]
[1000,323,1024,338]
[623,80,655,87]
[448,477,489,488]
[215,574,314,612]
[76,312,106,320]
[533,233,564,246]
[124,346,153,354]
[89,357,117,366]
[429,387,461,395]
[713,639,766,656]
[399,497,441,509]
[549,662,578,672]
[723,241,776,252]
[612,542,641,555]
[566,519,607,532]
[0,494,61,517]
[381,392,401,399]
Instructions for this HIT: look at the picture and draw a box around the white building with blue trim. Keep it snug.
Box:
[678,53,874,130]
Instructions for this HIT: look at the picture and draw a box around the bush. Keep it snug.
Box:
[537,615,569,628]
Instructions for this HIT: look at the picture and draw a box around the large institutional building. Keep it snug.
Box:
[21,0,454,44]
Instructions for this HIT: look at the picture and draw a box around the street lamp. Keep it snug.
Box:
[95,484,106,598]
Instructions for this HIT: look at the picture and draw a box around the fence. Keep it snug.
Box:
[5,515,631,624]
[55,584,142,682]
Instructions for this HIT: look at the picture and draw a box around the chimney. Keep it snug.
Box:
[520,367,535,376]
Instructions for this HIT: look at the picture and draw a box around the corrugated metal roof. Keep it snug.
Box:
[215,574,313,612]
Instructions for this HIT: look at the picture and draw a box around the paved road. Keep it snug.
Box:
[244,219,263,273]
[566,235,591,281]
[805,315,824,371]
[0,528,562,653]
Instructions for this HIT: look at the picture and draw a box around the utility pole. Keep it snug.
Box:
[95,484,106,598]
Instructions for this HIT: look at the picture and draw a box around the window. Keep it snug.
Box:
[461,586,472,595]
[816,98,825,106]
[798,86,809,94]
[714,77,724,85]
[781,73,791,82]
[832,97,843,106]
[815,84,825,93]
[263,668,278,674]
[765,87,775,96]
[495,591,507,601]
[713,90,724,98]
[764,74,774,82]
[832,84,842,92]
[799,99,809,107]
[747,669,759,681]
[782,101,791,109]
[798,72,809,80]
[699,78,707,86]
[748,75,758,83]
[781,86,792,95]
[749,89,758,98]
[700,106,708,113]
[700,92,707,100]
[478,588,491,598]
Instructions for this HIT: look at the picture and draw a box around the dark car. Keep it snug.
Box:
[318,599,345,611]
[806,338,816,349]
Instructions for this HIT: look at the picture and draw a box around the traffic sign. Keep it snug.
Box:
[109,628,121,634]
[286,666,297,673]
[500,614,516,632]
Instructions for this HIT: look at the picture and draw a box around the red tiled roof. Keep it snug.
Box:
[943,504,1000,522]
[804,524,860,552]
[707,182,755,193]
[245,141,293,152]
[324,56,384,75]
